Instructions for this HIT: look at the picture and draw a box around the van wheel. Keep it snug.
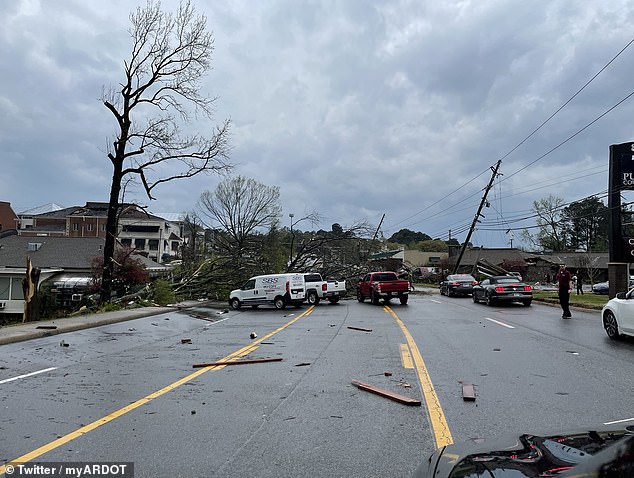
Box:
[307,291,320,305]
[274,297,286,309]
[230,298,241,310]
[357,290,365,302]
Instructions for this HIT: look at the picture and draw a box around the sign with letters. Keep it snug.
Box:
[608,142,634,262]
[620,142,634,189]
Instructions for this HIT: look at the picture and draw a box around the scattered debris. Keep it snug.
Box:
[351,379,421,406]
[329,324,337,327]
[462,383,476,401]
[347,326,373,333]
[261,342,274,345]
[191,410,196,415]
[330,415,343,419]
[493,348,501,351]
[128,328,136,332]
[397,382,411,388]
[59,340,69,347]
[36,325,57,330]
[250,332,258,339]
[566,350,579,355]
[181,338,192,344]
[283,416,297,421]
[192,357,283,368]
[151,323,159,326]
[217,310,229,315]
[384,371,392,377]
[295,362,311,367]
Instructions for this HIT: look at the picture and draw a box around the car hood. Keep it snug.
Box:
[414,425,634,477]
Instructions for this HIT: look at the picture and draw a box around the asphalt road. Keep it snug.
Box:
[1,292,633,477]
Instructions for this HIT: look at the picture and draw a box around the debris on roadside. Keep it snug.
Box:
[181,338,192,344]
[384,371,392,377]
[192,357,283,368]
[36,325,57,330]
[294,362,311,367]
[347,326,373,333]
[461,383,476,401]
[351,379,421,406]
[250,331,258,339]
[59,340,69,347]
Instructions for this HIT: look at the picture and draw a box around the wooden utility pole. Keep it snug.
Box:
[372,214,385,241]
[452,160,502,274]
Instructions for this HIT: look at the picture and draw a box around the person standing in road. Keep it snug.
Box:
[576,274,584,295]
[556,264,573,318]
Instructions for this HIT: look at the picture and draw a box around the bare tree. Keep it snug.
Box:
[99,1,231,303]
[520,195,566,252]
[197,176,281,271]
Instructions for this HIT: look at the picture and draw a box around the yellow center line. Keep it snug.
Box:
[384,305,453,448]
[0,306,315,472]
[400,343,414,369]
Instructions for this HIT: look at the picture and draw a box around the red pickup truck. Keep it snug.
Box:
[357,271,410,305]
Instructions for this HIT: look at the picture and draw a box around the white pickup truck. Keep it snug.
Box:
[303,273,347,305]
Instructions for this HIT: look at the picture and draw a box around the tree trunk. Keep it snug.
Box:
[100,161,124,304]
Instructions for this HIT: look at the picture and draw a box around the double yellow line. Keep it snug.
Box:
[0,306,315,473]
[385,306,454,448]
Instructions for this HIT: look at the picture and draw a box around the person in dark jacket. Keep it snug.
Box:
[556,264,573,318]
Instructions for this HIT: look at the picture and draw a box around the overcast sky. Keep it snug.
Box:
[3,0,634,248]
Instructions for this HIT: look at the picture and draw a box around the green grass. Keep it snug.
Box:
[532,290,609,310]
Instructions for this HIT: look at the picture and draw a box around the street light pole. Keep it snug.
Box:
[289,213,295,267]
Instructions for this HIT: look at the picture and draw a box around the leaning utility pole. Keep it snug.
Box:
[452,160,502,274]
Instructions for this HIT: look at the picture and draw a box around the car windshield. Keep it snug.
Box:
[448,275,475,281]
[495,277,521,283]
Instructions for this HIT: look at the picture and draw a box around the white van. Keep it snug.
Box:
[229,273,306,310]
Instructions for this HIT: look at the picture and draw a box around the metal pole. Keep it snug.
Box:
[452,160,502,274]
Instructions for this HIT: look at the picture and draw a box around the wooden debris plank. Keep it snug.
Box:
[347,326,373,332]
[351,379,421,406]
[192,357,283,368]
[462,383,476,401]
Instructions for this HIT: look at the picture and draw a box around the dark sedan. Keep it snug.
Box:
[472,275,532,306]
[414,425,634,478]
[440,274,478,297]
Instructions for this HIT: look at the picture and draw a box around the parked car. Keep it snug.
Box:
[303,272,347,304]
[592,281,609,295]
[439,274,478,297]
[228,273,306,310]
[472,275,533,306]
[601,289,634,339]
[357,271,410,305]
[413,425,634,478]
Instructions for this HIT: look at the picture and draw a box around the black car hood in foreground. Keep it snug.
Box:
[414,425,634,477]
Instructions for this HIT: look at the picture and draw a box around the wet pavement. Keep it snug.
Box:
[0,300,218,346]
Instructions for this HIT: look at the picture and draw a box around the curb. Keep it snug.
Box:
[0,301,220,347]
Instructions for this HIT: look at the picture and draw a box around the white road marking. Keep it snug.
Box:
[603,417,634,425]
[484,317,515,329]
[0,367,57,385]
[430,299,442,304]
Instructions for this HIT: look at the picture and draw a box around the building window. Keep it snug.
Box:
[134,238,146,250]
[101,224,107,231]
[72,223,79,231]
[148,239,159,251]
[0,278,9,300]
[86,223,94,231]
[121,238,132,247]
[11,278,24,300]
